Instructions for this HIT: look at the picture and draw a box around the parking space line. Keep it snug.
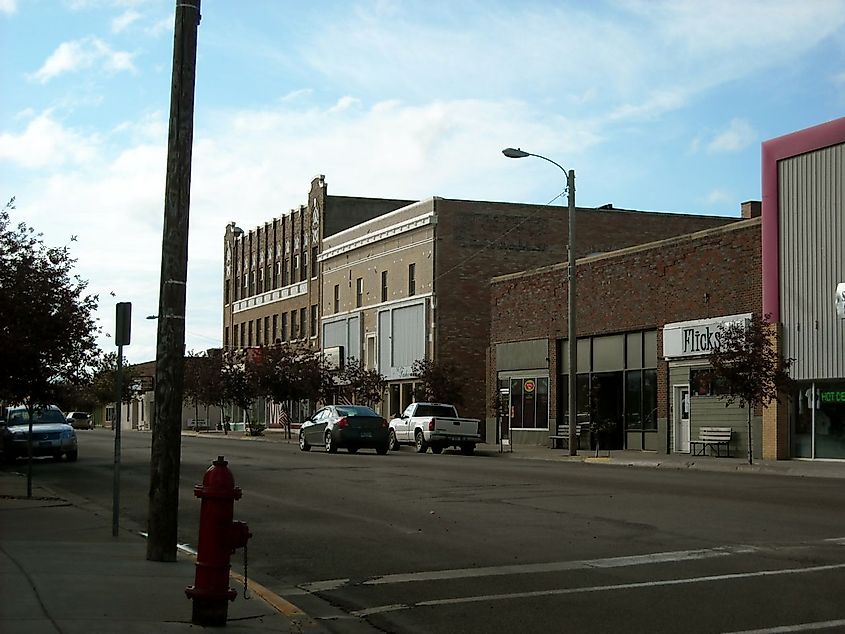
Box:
[723,619,845,633]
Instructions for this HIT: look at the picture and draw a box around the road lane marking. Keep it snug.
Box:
[723,619,845,633]
[301,537,845,592]
[350,562,845,617]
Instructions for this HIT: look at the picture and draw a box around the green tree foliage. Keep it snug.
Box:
[707,313,794,464]
[0,198,101,407]
[87,353,141,409]
[338,358,386,407]
[411,357,465,406]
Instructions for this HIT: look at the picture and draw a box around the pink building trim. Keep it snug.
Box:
[761,117,845,321]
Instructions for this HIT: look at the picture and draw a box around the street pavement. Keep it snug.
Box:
[1,429,842,633]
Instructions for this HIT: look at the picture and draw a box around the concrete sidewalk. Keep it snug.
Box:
[0,470,321,633]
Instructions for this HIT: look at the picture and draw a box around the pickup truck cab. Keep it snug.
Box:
[388,402,481,455]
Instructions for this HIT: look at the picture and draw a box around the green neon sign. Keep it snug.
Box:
[819,391,845,403]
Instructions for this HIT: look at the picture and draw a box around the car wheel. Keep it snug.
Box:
[430,445,443,454]
[376,443,389,455]
[415,430,428,453]
[460,444,475,456]
[388,429,399,451]
[325,432,338,453]
[347,446,359,454]
[299,431,310,452]
[66,450,78,462]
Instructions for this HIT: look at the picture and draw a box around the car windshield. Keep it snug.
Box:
[7,408,66,424]
[336,405,378,417]
[71,412,89,419]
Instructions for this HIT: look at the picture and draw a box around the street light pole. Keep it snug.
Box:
[503,148,578,455]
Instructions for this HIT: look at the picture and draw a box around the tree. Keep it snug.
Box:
[221,351,261,435]
[411,358,465,406]
[87,353,142,423]
[183,350,225,430]
[707,313,795,464]
[0,198,101,495]
[337,358,386,407]
[254,344,333,438]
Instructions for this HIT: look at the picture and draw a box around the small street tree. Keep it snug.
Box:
[254,344,333,439]
[707,313,795,464]
[0,198,101,495]
[183,350,225,430]
[87,353,142,426]
[411,358,465,406]
[337,358,386,408]
[221,352,260,435]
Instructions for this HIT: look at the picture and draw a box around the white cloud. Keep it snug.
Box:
[0,0,16,15]
[707,118,756,153]
[706,189,733,205]
[29,37,136,83]
[112,9,141,33]
[0,112,100,168]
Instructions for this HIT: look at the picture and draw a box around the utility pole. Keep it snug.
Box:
[147,0,201,562]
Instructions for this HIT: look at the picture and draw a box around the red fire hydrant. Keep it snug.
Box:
[185,455,252,626]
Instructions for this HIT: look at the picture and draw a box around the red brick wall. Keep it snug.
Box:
[489,219,762,436]
[432,198,742,434]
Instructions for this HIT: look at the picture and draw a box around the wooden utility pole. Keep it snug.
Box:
[147,0,201,562]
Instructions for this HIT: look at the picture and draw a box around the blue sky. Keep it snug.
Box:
[2,0,844,362]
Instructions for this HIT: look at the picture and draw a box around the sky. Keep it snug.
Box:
[1,0,844,363]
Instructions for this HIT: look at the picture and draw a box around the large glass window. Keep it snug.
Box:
[557,329,658,441]
[626,370,642,429]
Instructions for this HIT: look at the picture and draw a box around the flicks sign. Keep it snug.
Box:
[662,313,751,359]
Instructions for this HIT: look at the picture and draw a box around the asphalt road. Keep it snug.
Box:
[8,430,845,634]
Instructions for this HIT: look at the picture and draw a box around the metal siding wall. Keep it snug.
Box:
[779,143,845,380]
[392,304,425,367]
[322,320,346,350]
[378,311,391,368]
[347,315,361,361]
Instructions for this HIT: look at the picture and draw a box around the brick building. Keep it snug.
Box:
[226,176,738,430]
[490,205,762,452]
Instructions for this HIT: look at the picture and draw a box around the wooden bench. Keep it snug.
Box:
[550,423,589,449]
[689,427,733,457]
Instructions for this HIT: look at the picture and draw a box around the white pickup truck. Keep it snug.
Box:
[388,402,481,455]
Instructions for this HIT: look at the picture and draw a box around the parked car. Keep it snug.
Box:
[1,405,78,462]
[299,405,390,455]
[388,402,481,454]
[66,411,93,430]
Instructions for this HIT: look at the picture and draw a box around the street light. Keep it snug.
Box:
[503,147,578,456]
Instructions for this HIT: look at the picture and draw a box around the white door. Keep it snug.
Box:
[674,385,691,453]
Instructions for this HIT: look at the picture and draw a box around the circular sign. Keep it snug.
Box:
[524,379,536,393]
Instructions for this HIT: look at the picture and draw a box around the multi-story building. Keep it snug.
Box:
[225,176,739,433]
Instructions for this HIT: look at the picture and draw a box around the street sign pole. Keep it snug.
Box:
[113,302,131,537]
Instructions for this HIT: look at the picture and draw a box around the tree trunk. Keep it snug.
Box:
[746,404,753,465]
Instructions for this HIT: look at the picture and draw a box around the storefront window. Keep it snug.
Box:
[791,383,845,459]
[643,369,657,430]
[626,370,642,429]
[508,376,549,429]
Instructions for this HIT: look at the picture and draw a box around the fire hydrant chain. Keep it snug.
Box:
[243,542,251,599]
